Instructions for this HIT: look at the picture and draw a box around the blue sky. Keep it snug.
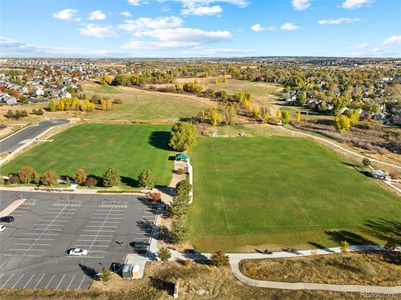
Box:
[1,0,400,57]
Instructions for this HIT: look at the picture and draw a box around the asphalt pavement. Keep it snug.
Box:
[0,119,69,154]
[0,190,161,290]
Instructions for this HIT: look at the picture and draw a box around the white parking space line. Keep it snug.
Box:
[83,230,116,232]
[79,234,114,237]
[94,213,123,215]
[77,274,86,289]
[0,273,14,288]
[85,225,117,228]
[15,243,50,246]
[33,224,65,226]
[25,233,58,236]
[55,274,66,289]
[9,248,47,251]
[91,217,121,220]
[45,274,56,289]
[32,228,62,231]
[88,221,120,224]
[20,238,54,241]
[4,254,42,257]
[77,239,111,242]
[23,274,35,288]
[66,274,76,290]
[34,274,46,289]
[11,273,24,288]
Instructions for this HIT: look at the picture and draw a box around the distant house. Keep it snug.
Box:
[5,96,17,105]
[371,169,386,180]
[175,153,190,162]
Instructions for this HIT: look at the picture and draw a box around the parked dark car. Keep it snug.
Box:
[0,216,14,223]
[130,241,149,253]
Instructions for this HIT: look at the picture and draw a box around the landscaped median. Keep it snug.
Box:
[239,252,401,286]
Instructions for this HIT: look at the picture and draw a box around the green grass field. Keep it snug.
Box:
[189,136,401,252]
[81,81,209,121]
[1,124,173,188]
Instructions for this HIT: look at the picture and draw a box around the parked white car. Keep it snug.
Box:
[68,248,88,256]
[0,224,5,232]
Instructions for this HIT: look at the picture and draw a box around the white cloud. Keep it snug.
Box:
[79,24,118,38]
[88,10,106,21]
[342,0,373,9]
[119,17,183,33]
[250,24,275,32]
[162,6,171,12]
[128,0,143,5]
[318,18,360,25]
[0,37,119,57]
[182,5,222,15]
[123,28,231,49]
[382,35,401,45]
[354,42,369,48]
[371,47,383,53]
[121,11,132,17]
[52,9,77,20]
[292,0,310,10]
[280,23,300,31]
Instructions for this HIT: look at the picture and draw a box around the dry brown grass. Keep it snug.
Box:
[0,262,368,299]
[240,252,401,286]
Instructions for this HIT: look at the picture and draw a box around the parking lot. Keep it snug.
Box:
[0,190,160,290]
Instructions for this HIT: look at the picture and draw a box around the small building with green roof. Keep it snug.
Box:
[175,153,190,162]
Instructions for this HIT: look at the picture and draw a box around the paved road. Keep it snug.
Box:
[0,190,161,290]
[0,119,69,154]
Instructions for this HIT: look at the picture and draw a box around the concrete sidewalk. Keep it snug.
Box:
[0,198,25,217]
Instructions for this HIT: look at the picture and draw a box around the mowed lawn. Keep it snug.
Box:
[1,124,173,187]
[81,81,209,121]
[189,136,401,252]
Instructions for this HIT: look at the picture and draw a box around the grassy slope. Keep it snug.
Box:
[189,136,401,251]
[81,81,208,121]
[1,124,173,187]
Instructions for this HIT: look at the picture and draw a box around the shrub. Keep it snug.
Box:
[362,158,371,167]
[74,168,87,186]
[176,168,185,175]
[157,247,171,262]
[281,111,290,125]
[138,169,155,189]
[101,267,111,283]
[103,168,120,187]
[210,250,229,267]
[9,174,20,184]
[389,171,398,180]
[341,240,350,255]
[150,192,162,202]
[85,176,98,187]
[32,171,41,185]
[113,98,123,104]
[18,165,35,184]
[42,170,59,186]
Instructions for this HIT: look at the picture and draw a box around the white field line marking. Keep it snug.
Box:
[45,274,56,289]
[23,274,35,288]
[22,206,68,255]
[11,273,24,288]
[55,274,66,289]
[77,275,86,289]
[34,274,46,289]
[0,273,14,288]
[66,274,76,290]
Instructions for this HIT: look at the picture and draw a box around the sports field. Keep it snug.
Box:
[1,124,173,188]
[81,81,210,121]
[189,136,401,252]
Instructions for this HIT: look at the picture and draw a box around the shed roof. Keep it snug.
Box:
[175,153,190,160]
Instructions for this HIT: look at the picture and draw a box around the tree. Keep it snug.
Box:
[210,250,229,267]
[281,111,290,125]
[102,168,120,187]
[346,109,360,126]
[157,247,171,262]
[362,158,371,167]
[5,109,14,118]
[32,171,41,185]
[176,179,192,197]
[18,166,35,184]
[74,168,87,186]
[169,122,198,151]
[332,97,348,115]
[340,240,350,255]
[101,266,111,283]
[296,110,301,122]
[138,169,155,189]
[170,217,188,243]
[334,115,351,133]
[42,170,59,186]
[296,93,307,106]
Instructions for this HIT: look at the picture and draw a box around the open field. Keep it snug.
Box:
[0,262,361,300]
[81,81,210,121]
[240,252,401,286]
[189,136,401,252]
[1,124,173,188]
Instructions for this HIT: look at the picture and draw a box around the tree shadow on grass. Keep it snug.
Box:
[363,219,401,244]
[121,176,139,188]
[148,131,171,151]
[149,277,175,295]
[324,230,377,246]
[308,242,335,253]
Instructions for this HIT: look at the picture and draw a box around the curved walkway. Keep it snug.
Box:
[231,262,401,294]
[281,126,401,170]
